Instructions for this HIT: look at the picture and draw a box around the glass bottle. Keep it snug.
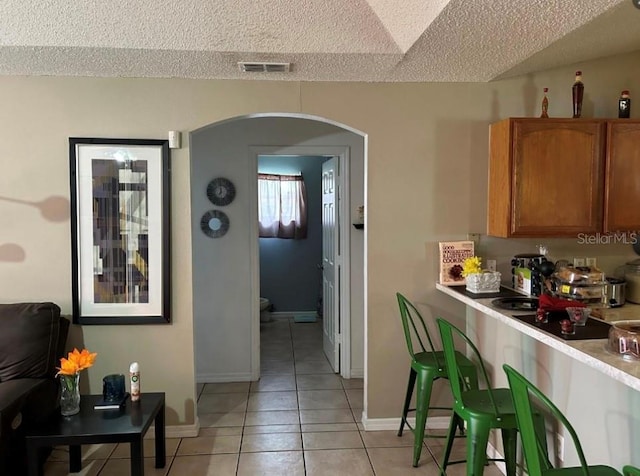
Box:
[572,71,584,118]
[540,87,549,118]
[619,90,631,118]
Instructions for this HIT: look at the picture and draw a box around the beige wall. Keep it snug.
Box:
[1,51,639,438]
[0,78,301,427]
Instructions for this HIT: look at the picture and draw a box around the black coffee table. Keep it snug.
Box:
[25,392,165,476]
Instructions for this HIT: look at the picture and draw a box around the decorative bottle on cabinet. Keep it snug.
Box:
[540,88,549,118]
[572,71,584,118]
[619,90,631,118]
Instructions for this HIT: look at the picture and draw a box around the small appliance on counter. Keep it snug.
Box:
[511,253,553,296]
[604,277,626,308]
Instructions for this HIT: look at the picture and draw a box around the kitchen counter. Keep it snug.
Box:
[436,283,640,393]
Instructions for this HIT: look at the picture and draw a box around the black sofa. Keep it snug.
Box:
[0,302,69,475]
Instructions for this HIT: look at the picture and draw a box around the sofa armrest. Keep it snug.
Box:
[0,379,49,437]
[0,302,65,381]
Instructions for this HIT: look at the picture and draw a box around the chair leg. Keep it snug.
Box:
[398,368,417,437]
[440,412,461,474]
[412,369,436,467]
[466,419,491,476]
[501,428,518,476]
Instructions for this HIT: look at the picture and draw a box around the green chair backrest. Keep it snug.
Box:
[396,293,440,363]
[436,318,500,415]
[503,364,589,476]
[624,466,640,476]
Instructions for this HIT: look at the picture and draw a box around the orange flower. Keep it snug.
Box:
[56,348,97,376]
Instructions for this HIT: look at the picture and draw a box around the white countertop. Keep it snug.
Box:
[436,283,640,393]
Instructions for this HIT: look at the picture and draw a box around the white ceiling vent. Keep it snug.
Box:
[238,62,291,73]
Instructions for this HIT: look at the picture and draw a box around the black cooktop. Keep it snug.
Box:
[491,297,539,311]
[512,313,611,340]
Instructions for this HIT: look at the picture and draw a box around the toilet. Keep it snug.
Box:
[260,298,272,322]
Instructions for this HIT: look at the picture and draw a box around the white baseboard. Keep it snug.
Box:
[270,311,318,319]
[196,372,253,383]
[349,368,364,378]
[361,414,451,431]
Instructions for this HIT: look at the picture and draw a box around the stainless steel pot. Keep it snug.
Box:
[605,277,626,308]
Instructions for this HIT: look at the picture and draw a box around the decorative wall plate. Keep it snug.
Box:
[207,177,236,206]
[200,210,230,238]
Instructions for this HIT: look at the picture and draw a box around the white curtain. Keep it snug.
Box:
[258,174,307,239]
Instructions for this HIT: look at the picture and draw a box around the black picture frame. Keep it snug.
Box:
[69,138,171,325]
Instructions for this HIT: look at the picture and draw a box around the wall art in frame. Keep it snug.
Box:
[69,138,171,324]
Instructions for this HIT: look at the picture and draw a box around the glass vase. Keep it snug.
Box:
[60,373,81,416]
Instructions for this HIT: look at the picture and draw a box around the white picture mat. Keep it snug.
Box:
[75,144,164,317]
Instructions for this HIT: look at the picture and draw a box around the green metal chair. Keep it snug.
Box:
[437,318,520,476]
[503,364,640,476]
[396,293,479,467]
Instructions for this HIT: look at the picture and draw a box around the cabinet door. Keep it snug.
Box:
[511,120,605,236]
[604,121,640,232]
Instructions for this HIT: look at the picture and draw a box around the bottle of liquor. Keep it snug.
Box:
[540,87,549,118]
[619,90,631,118]
[572,71,584,118]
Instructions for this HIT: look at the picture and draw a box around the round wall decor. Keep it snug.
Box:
[207,177,236,206]
[200,210,230,238]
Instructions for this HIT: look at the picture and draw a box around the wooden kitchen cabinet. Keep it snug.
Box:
[604,120,640,232]
[488,118,606,237]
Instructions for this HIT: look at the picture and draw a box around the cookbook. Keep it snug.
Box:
[439,241,475,286]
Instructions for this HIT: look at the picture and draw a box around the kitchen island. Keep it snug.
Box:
[436,283,640,468]
[436,283,640,391]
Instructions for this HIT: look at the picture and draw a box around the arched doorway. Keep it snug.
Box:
[189,114,366,383]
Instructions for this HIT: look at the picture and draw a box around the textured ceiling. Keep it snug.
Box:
[0,0,637,82]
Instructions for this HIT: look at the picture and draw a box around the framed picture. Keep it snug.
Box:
[69,138,171,325]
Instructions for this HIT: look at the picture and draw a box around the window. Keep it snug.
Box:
[258,173,307,239]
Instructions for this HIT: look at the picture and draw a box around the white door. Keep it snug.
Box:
[322,158,340,372]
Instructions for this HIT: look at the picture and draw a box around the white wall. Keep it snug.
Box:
[190,116,365,381]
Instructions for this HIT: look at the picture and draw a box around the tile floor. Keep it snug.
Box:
[42,318,503,475]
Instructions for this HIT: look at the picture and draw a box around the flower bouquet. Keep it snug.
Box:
[462,256,501,293]
[56,348,97,416]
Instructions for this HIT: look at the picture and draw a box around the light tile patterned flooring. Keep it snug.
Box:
[42,318,503,475]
